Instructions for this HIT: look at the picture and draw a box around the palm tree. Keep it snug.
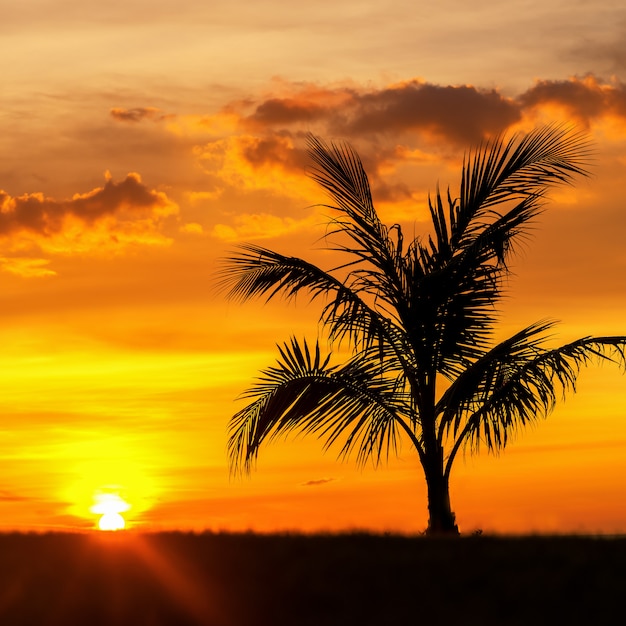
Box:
[218,126,626,535]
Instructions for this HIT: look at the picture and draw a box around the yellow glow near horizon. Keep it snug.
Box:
[63,449,158,529]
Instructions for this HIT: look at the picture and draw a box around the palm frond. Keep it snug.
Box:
[218,242,413,363]
[403,126,591,380]
[454,124,591,249]
[438,320,559,437]
[228,338,414,475]
[216,244,336,303]
[306,135,407,303]
[443,333,626,477]
[306,134,383,241]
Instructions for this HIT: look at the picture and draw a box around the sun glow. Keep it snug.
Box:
[61,440,160,530]
[91,491,131,531]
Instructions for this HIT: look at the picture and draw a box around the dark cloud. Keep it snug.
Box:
[110,107,166,123]
[521,79,605,118]
[0,489,28,502]
[243,81,521,145]
[302,478,335,487]
[369,180,414,204]
[0,173,174,237]
[240,76,626,154]
[208,75,626,209]
[71,173,170,222]
[240,133,309,172]
[340,81,521,144]
[251,98,327,125]
[518,76,626,124]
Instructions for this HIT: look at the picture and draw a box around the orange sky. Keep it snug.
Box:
[1,1,626,534]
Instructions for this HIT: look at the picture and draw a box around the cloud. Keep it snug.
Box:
[190,79,526,220]
[250,98,328,126]
[338,81,521,144]
[141,74,626,245]
[190,81,525,238]
[0,173,179,267]
[110,107,169,123]
[179,222,204,235]
[518,75,626,125]
[212,212,319,242]
[0,257,56,278]
[243,83,354,127]
[236,75,626,153]
[302,478,335,487]
[194,133,313,201]
[0,173,175,237]
[0,489,29,502]
[243,80,521,145]
[239,134,308,171]
[210,75,626,194]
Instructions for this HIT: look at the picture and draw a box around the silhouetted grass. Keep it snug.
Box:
[0,531,624,625]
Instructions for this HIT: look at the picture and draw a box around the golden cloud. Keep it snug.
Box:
[0,257,56,278]
[518,75,626,126]
[0,173,179,268]
[179,222,204,235]
[187,190,224,204]
[212,212,320,242]
[194,133,314,199]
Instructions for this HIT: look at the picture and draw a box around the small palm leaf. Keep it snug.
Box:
[443,334,626,478]
[454,125,591,250]
[228,338,411,474]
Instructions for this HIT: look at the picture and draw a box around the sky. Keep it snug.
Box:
[1,0,626,534]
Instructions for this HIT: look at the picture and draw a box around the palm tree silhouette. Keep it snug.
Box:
[219,126,626,534]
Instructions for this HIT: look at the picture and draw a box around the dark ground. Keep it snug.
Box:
[0,531,624,625]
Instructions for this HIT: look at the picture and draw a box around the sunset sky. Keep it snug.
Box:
[2,0,626,534]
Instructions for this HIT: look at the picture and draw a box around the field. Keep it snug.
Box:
[0,531,624,625]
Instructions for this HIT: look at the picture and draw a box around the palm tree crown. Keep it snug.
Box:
[218,126,626,534]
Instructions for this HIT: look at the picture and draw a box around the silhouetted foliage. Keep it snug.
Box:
[2,532,626,625]
[219,126,626,534]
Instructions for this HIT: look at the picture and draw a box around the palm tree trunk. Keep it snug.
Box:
[419,386,459,535]
[424,458,459,535]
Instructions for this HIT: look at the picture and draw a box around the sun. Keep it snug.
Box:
[63,453,158,530]
[98,511,126,531]
[90,491,131,531]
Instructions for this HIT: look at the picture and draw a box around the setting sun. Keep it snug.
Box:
[98,512,126,531]
[98,513,126,530]
[90,491,131,531]
[60,449,159,531]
